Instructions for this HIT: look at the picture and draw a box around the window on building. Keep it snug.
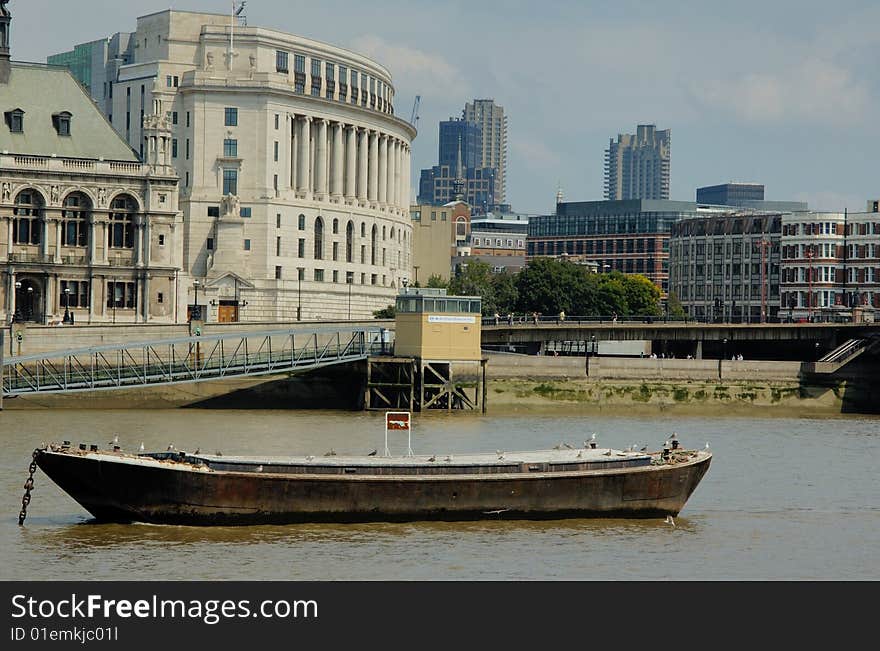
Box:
[332,241,339,261]
[240,207,251,218]
[275,265,282,280]
[314,217,324,260]
[171,138,178,158]
[186,111,190,128]
[273,140,279,162]
[49,110,72,136]
[12,190,42,244]
[61,192,90,247]
[298,214,306,230]
[346,221,354,262]
[314,269,324,282]
[371,225,378,265]
[207,237,214,250]
[157,292,164,304]
[224,107,238,127]
[208,206,220,217]
[361,245,366,264]
[158,234,165,246]
[274,114,280,130]
[276,236,282,257]
[298,238,305,258]
[107,281,137,310]
[276,213,282,228]
[185,138,190,160]
[5,108,24,133]
[223,138,238,157]
[244,239,251,251]
[223,169,238,195]
[108,195,136,249]
[172,111,178,125]
[333,270,339,283]
[276,50,289,73]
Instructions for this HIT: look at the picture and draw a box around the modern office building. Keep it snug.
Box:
[52,9,417,321]
[1,5,182,325]
[696,183,764,206]
[417,164,495,213]
[47,33,134,117]
[604,124,670,200]
[779,212,879,321]
[528,200,698,292]
[463,99,507,204]
[668,212,782,322]
[438,118,480,173]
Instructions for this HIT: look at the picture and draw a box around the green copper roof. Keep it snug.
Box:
[0,62,137,162]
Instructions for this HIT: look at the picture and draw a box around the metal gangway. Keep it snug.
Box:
[1,326,386,397]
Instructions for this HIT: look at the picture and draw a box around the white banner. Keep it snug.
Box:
[427,316,476,324]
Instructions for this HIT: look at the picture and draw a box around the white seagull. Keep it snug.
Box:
[138,442,145,453]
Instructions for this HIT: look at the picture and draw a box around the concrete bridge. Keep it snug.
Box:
[480,320,880,361]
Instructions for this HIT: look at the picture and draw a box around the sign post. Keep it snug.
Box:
[384,411,412,457]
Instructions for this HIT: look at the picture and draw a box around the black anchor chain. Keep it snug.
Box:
[18,448,40,526]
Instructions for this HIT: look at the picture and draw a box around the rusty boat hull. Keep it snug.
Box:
[34,446,712,526]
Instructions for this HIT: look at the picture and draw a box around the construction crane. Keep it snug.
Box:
[410,95,421,126]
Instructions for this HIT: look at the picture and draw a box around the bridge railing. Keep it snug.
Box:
[2,326,385,396]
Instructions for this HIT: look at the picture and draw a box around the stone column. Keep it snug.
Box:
[289,116,297,189]
[142,274,150,322]
[297,116,312,196]
[88,214,97,265]
[388,139,398,212]
[7,270,15,318]
[7,217,13,257]
[357,128,368,203]
[404,146,411,209]
[142,218,151,267]
[135,216,145,267]
[53,217,62,263]
[331,122,344,200]
[100,220,109,263]
[344,125,357,201]
[315,119,328,200]
[368,130,379,204]
[378,135,388,207]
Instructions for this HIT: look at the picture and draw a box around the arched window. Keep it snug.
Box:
[314,216,324,260]
[390,227,395,240]
[456,217,468,238]
[13,190,44,245]
[108,194,136,249]
[360,222,366,238]
[382,225,386,240]
[62,192,91,247]
[332,218,339,234]
[371,225,378,265]
[346,220,354,263]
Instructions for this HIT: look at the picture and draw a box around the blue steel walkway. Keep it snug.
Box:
[2,326,384,396]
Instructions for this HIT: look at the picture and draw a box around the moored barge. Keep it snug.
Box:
[31,438,711,526]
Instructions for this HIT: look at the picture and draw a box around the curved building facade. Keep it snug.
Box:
[61,10,417,321]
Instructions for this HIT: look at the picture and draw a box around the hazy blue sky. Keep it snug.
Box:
[9,0,880,214]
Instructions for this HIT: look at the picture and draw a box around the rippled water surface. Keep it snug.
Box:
[1,409,878,580]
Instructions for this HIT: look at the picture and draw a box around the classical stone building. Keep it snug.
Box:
[52,9,416,321]
[1,5,182,325]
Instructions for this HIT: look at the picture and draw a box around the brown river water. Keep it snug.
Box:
[1,408,878,580]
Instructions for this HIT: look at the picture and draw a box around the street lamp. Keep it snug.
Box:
[297,268,304,321]
[192,279,201,322]
[63,287,71,324]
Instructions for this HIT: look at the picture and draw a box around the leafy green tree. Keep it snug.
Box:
[515,257,581,315]
[665,291,687,319]
[491,270,519,315]
[373,305,396,319]
[426,274,448,289]
[449,261,495,314]
[620,274,662,316]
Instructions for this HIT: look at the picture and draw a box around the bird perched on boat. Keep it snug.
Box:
[109,434,119,446]
[563,442,573,449]
[138,442,145,453]
[586,433,598,449]
[665,515,676,527]
[194,448,200,455]
[367,449,377,456]
[167,444,175,451]
[256,465,263,473]
[324,449,337,456]
[216,451,223,457]
[603,449,612,456]
[497,450,504,459]
[705,442,710,450]
[305,455,315,461]
[445,455,453,462]
[427,455,436,462]
[640,444,648,452]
